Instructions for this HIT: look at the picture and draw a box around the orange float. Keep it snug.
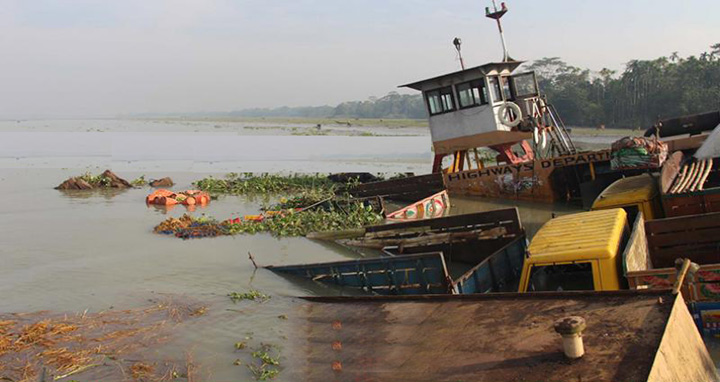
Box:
[146,189,211,207]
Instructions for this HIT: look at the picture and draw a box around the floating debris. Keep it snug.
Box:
[228,290,271,303]
[55,169,132,190]
[154,214,228,239]
[247,344,281,381]
[131,175,148,186]
[0,300,206,381]
[147,189,211,207]
[150,177,175,187]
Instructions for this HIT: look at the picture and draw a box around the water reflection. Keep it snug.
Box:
[450,195,583,239]
[57,188,130,201]
[146,202,210,214]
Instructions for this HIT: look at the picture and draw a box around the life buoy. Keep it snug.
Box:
[498,102,522,127]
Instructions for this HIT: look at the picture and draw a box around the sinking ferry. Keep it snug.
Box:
[352,1,687,205]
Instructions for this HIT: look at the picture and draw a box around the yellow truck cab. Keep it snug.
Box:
[518,209,629,293]
[591,174,663,221]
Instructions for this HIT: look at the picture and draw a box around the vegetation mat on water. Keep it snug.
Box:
[0,299,206,382]
[226,204,382,237]
[193,173,340,195]
[263,189,334,211]
[155,203,382,239]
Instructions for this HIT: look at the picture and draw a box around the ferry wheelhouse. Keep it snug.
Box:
[399,1,613,203]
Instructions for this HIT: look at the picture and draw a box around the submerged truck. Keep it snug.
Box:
[591,149,718,220]
[516,208,720,333]
[269,202,720,331]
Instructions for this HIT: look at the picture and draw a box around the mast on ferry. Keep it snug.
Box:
[485,1,512,62]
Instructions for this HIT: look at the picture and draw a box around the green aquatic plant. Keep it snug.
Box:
[79,172,112,187]
[194,173,339,195]
[247,344,281,381]
[263,189,334,211]
[131,175,147,186]
[226,203,382,237]
[228,290,271,303]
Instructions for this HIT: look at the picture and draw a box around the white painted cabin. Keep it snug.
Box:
[401,61,541,155]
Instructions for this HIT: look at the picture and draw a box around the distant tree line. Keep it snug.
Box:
[528,44,720,128]
[230,92,428,120]
[225,44,720,127]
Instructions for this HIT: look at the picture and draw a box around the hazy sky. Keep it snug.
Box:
[2,0,719,118]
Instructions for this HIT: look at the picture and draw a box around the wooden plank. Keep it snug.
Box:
[623,213,651,273]
[367,208,522,236]
[648,228,720,247]
[660,151,683,194]
[646,212,720,234]
[344,227,507,250]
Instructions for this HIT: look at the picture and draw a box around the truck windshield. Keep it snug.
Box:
[527,262,594,292]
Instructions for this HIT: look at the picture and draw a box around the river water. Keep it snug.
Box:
[3,119,706,380]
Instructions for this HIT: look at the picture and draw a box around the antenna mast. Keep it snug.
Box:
[485,1,511,62]
[453,38,466,70]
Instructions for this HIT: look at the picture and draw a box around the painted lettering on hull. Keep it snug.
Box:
[444,150,611,202]
[446,150,610,183]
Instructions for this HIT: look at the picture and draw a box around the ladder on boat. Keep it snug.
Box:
[546,103,577,157]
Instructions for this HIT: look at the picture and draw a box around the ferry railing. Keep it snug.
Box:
[546,103,577,156]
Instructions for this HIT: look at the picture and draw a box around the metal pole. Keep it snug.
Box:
[491,0,510,62]
[453,37,466,70]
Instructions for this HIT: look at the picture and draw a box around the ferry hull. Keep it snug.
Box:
[444,150,612,203]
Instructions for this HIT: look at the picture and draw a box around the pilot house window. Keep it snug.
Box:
[456,80,489,109]
[426,87,455,115]
[488,76,503,103]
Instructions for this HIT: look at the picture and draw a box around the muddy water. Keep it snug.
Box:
[0,119,670,380]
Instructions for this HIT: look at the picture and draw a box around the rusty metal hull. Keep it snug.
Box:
[443,150,612,203]
[349,173,445,202]
[286,291,686,382]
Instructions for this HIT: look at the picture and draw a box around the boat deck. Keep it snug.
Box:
[285,291,679,382]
